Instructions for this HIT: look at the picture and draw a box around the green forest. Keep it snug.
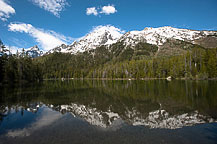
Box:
[0,40,42,84]
[0,39,217,84]
[38,41,217,80]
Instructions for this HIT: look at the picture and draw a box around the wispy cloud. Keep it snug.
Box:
[100,5,117,15]
[86,5,117,16]
[86,7,98,16]
[0,0,15,21]
[8,22,73,51]
[30,0,68,17]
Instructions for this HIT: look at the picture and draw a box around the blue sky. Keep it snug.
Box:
[0,0,217,51]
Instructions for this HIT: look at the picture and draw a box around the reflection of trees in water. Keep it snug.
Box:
[0,80,217,119]
[0,109,6,126]
[0,106,10,126]
[0,103,41,126]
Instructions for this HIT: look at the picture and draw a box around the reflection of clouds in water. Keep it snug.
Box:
[6,108,62,137]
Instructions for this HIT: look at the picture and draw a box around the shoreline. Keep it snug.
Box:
[43,77,217,81]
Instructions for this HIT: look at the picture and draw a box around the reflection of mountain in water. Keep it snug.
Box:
[1,80,217,130]
[130,109,215,129]
[0,102,216,131]
[49,103,216,129]
[59,104,121,128]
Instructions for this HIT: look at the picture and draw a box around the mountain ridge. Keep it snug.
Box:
[45,26,217,55]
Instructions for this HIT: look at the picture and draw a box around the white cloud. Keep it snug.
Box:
[86,7,98,16]
[86,5,117,16]
[9,23,33,33]
[8,22,73,51]
[0,0,15,21]
[30,0,68,17]
[100,5,117,15]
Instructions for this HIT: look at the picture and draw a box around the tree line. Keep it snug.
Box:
[0,40,42,84]
[38,43,217,79]
[1,39,217,83]
[87,48,217,79]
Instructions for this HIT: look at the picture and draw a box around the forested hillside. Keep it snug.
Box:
[1,37,217,83]
[37,41,217,79]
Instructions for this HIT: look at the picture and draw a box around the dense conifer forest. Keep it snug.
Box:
[0,39,217,84]
[0,40,42,84]
[37,41,217,80]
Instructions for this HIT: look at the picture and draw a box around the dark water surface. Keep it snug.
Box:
[0,80,217,144]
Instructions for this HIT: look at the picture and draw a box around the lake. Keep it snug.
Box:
[0,80,217,144]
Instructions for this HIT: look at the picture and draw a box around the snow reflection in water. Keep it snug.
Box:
[59,103,216,129]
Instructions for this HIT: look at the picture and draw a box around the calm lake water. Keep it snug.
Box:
[0,80,217,144]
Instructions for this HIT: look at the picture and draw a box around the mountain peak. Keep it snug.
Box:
[90,25,125,35]
[47,25,125,54]
[83,25,125,45]
[27,45,39,51]
[26,45,43,58]
[71,26,124,53]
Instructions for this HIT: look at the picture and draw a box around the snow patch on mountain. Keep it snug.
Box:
[129,109,215,129]
[5,45,43,58]
[120,26,217,47]
[60,103,121,128]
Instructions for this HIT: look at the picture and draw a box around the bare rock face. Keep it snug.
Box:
[194,36,217,48]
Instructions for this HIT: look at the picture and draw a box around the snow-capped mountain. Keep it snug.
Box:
[47,26,217,55]
[25,45,43,58]
[120,26,217,47]
[47,25,125,54]
[9,45,43,58]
